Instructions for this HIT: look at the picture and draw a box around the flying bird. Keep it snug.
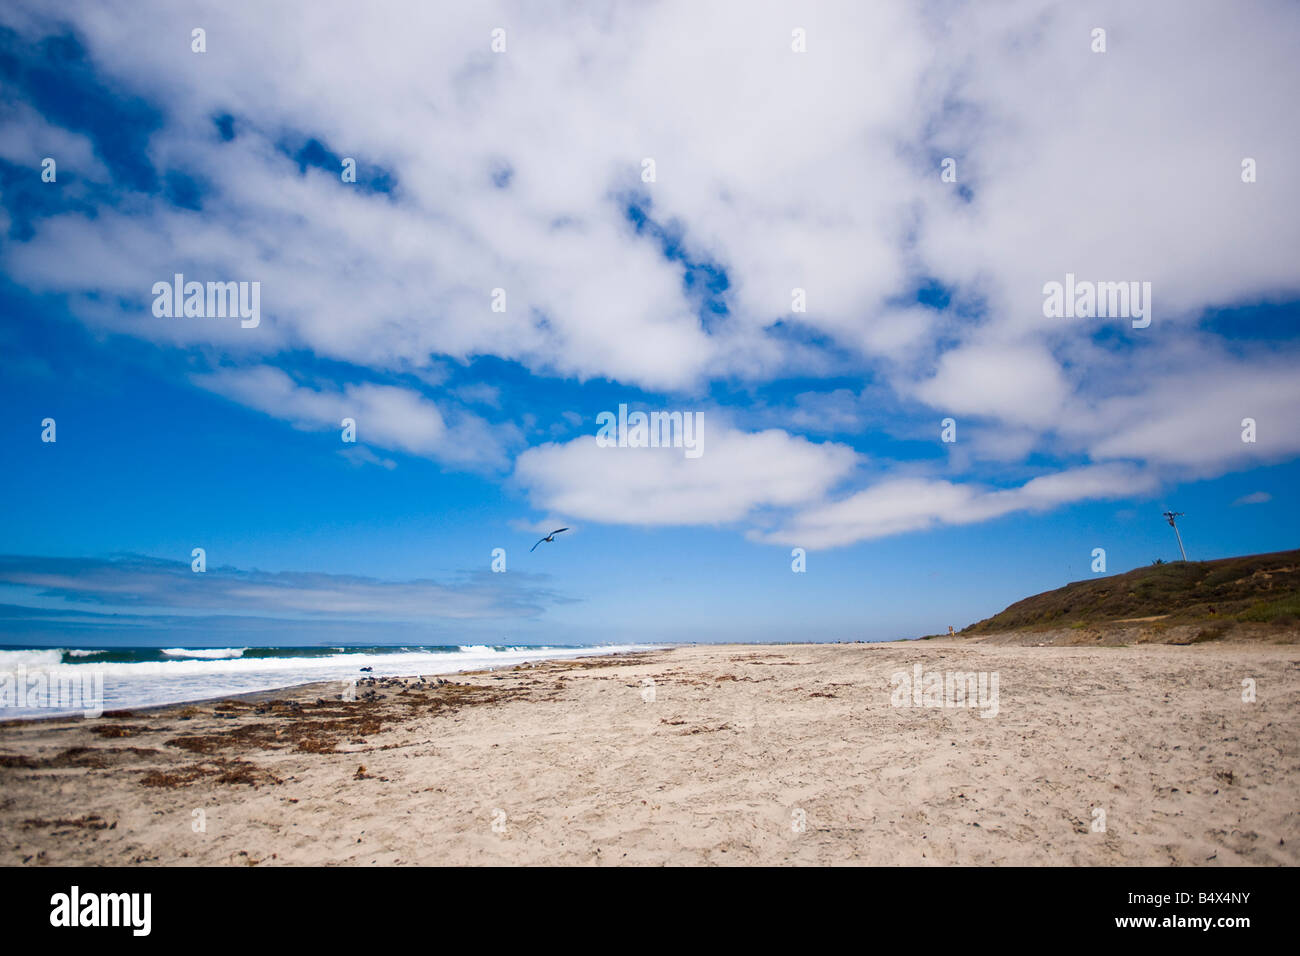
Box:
[530,528,570,552]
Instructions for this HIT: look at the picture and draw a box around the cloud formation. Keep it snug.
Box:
[754,463,1160,549]
[515,423,859,526]
[0,553,562,621]
[195,366,520,470]
[1,0,1297,548]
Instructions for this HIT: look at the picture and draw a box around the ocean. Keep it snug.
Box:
[0,644,648,720]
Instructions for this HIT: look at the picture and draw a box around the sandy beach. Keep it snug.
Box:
[2,641,1297,866]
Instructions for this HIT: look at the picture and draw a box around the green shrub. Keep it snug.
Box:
[1236,591,1300,624]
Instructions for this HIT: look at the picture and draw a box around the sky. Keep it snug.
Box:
[1,0,1298,647]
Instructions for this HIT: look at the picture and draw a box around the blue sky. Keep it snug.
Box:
[1,1,1298,646]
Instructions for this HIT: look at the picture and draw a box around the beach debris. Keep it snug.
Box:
[139,757,282,789]
[21,814,114,831]
[91,723,147,738]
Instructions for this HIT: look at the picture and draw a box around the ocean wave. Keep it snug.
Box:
[0,648,65,670]
[160,647,247,659]
[0,644,657,717]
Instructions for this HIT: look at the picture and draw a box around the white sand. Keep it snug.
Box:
[2,641,1296,865]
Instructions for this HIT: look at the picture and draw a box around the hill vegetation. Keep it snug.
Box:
[962,549,1300,640]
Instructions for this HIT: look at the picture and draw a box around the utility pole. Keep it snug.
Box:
[1163,511,1187,562]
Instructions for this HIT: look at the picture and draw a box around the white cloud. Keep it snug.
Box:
[455,383,502,408]
[915,0,1300,331]
[0,101,107,179]
[1233,491,1271,506]
[1,0,1298,547]
[514,424,859,526]
[3,1,1295,393]
[755,463,1158,549]
[0,0,941,392]
[1067,355,1300,471]
[339,445,397,471]
[912,342,1071,428]
[0,553,555,620]
[195,366,519,470]
[509,516,577,536]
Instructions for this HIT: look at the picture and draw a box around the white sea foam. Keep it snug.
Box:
[0,645,655,719]
[0,649,64,670]
[160,647,247,659]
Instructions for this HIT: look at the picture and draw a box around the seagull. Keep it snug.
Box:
[530,528,570,552]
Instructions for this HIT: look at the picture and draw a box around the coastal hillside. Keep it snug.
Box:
[959,549,1300,645]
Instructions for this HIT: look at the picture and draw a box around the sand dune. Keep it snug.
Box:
[2,642,1296,866]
